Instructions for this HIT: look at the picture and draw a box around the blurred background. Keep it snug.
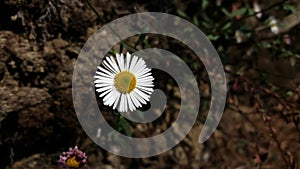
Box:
[0,0,299,168]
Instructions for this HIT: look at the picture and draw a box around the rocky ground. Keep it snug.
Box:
[0,0,300,169]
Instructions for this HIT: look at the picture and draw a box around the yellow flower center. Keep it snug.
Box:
[114,71,136,93]
[66,156,80,168]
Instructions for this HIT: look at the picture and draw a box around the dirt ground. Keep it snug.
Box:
[0,0,300,169]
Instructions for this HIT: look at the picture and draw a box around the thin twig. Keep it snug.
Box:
[216,0,288,33]
[262,114,289,168]
[83,0,106,23]
[83,0,136,52]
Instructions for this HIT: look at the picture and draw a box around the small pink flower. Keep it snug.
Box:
[58,146,87,169]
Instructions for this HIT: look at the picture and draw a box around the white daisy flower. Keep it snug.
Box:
[94,52,154,112]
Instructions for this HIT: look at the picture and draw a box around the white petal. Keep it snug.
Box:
[104,92,116,106]
[136,69,151,77]
[118,94,125,112]
[132,59,146,74]
[116,53,122,70]
[119,53,125,70]
[99,67,115,77]
[107,56,120,73]
[137,80,154,85]
[123,93,128,112]
[137,82,154,88]
[97,84,113,91]
[94,72,112,78]
[103,88,115,102]
[137,86,154,92]
[99,87,113,98]
[132,89,147,104]
[95,75,114,80]
[109,88,120,106]
[99,87,113,97]
[103,60,118,74]
[95,78,114,84]
[95,83,112,88]
[137,75,154,82]
[129,56,138,72]
[103,92,113,105]
[107,90,119,107]
[113,90,121,109]
[137,89,153,95]
[126,93,135,111]
[95,78,114,83]
[95,83,113,88]
[125,52,131,71]
[137,84,154,88]
[129,91,142,108]
[135,88,150,101]
[95,70,111,78]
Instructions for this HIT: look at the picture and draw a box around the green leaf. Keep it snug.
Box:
[222,7,247,19]
[108,48,118,56]
[134,34,147,48]
[239,24,251,31]
[248,8,255,15]
[202,20,211,29]
[283,4,296,13]
[230,8,247,18]
[177,9,188,19]
[207,34,219,41]
[222,22,232,31]
[221,8,231,18]
[201,16,214,29]
[261,42,272,48]
[143,39,151,48]
[117,116,131,136]
[193,15,199,26]
[201,0,209,9]
[263,17,273,25]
